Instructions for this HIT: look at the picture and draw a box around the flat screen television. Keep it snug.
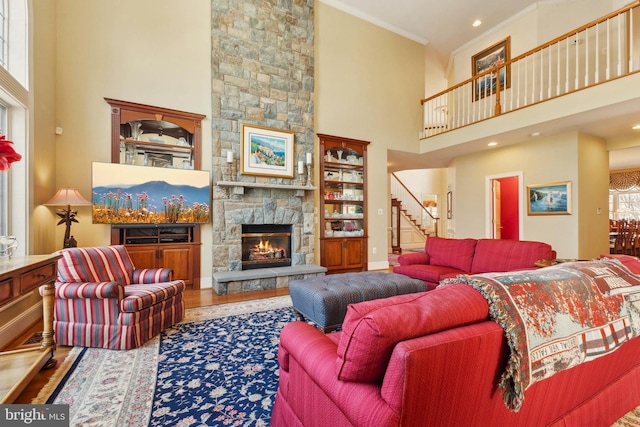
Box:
[91,162,211,224]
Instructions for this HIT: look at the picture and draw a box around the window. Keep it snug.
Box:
[0,0,28,251]
[609,190,640,220]
[0,0,6,68]
[5,0,28,87]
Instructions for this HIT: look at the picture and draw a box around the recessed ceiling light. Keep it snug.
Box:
[488,141,498,147]
[633,124,640,130]
[530,131,541,137]
[473,20,482,27]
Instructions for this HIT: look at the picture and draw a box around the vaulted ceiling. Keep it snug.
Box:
[321,0,540,64]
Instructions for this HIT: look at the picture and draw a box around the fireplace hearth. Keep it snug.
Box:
[241,224,292,270]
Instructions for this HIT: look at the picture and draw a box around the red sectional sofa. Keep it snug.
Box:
[393,237,556,289]
[272,260,640,426]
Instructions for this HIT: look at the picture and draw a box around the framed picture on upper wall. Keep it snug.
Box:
[241,124,294,178]
[527,181,572,215]
[472,37,511,100]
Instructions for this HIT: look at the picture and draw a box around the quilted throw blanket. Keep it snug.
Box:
[444,259,640,411]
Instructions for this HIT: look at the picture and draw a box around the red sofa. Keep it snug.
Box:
[272,273,640,426]
[393,237,555,289]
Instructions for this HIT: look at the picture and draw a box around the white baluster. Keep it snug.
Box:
[617,13,622,76]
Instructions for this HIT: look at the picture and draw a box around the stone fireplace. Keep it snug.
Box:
[211,187,325,294]
[210,0,320,294]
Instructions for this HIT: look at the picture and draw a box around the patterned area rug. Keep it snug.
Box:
[33,295,294,427]
[388,248,424,266]
[616,408,640,426]
[388,253,400,266]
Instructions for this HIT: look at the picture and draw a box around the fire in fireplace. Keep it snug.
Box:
[241,224,292,270]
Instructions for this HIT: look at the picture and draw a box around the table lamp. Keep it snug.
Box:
[44,188,91,248]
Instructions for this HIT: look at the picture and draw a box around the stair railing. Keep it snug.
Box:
[390,173,440,238]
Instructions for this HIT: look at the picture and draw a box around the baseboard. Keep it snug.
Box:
[199,276,213,289]
[0,301,42,349]
[369,260,390,271]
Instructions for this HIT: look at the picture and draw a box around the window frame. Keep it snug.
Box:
[0,102,7,235]
[0,0,7,68]
[609,190,640,221]
[0,0,28,253]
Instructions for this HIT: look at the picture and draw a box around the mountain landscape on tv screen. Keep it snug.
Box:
[92,180,210,224]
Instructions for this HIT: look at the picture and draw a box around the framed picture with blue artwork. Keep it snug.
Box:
[472,37,511,100]
[527,181,572,215]
[241,124,294,178]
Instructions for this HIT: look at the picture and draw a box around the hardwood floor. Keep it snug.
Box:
[11,288,289,404]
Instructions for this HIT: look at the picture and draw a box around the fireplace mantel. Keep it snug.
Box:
[217,181,317,194]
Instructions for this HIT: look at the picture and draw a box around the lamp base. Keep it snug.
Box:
[64,235,77,248]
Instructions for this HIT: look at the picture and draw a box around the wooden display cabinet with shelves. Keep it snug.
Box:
[318,134,370,273]
[106,97,204,170]
[106,98,206,289]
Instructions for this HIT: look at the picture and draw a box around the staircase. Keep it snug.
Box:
[390,173,439,251]
[391,197,429,237]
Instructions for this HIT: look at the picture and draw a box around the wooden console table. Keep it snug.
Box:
[0,254,60,403]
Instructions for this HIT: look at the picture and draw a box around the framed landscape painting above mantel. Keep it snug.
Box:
[241,124,294,178]
[527,181,572,215]
[472,36,511,100]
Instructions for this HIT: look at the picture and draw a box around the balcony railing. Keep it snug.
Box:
[421,2,640,137]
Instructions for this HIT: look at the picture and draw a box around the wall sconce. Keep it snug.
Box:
[44,188,91,248]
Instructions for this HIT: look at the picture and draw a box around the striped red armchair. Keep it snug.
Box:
[47,245,185,349]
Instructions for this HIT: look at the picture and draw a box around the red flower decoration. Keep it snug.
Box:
[0,134,21,171]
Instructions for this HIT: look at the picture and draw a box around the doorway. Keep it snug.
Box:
[486,172,523,240]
